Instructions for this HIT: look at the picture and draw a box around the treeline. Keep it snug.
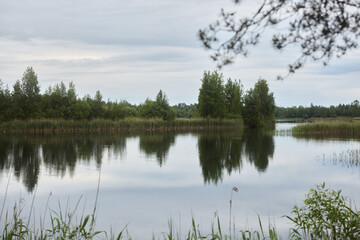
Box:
[0,67,276,127]
[0,67,181,122]
[276,101,360,119]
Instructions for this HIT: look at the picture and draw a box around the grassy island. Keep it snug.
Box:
[292,120,360,137]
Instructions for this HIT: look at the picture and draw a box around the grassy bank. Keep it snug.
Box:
[0,118,242,133]
[292,121,360,137]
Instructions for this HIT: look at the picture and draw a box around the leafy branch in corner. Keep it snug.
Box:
[199,0,360,79]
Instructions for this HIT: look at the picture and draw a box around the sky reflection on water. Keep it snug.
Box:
[0,124,359,239]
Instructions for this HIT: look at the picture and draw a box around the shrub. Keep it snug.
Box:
[286,183,360,239]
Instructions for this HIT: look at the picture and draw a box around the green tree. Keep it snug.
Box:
[14,67,41,119]
[42,82,67,118]
[11,80,25,119]
[69,98,91,120]
[172,103,199,118]
[0,80,11,121]
[243,88,262,127]
[198,71,226,119]
[242,79,275,127]
[139,90,175,121]
[254,79,275,122]
[106,101,128,120]
[224,78,243,118]
[139,99,158,118]
[199,0,360,78]
[156,90,175,121]
[64,82,78,119]
[91,90,105,119]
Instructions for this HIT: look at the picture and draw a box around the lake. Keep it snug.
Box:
[0,123,360,238]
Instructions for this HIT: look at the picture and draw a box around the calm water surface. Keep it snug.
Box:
[0,123,360,238]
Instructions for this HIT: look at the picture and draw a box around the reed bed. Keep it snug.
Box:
[292,121,360,137]
[0,118,242,133]
[317,149,360,169]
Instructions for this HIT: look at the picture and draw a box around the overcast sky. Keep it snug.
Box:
[0,0,359,107]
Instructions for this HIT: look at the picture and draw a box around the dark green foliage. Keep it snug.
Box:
[69,99,91,120]
[156,90,176,121]
[197,72,275,125]
[0,67,280,128]
[139,99,159,118]
[42,81,78,119]
[11,80,24,119]
[198,71,227,119]
[0,80,11,122]
[277,100,360,119]
[287,183,360,239]
[242,79,275,127]
[139,133,175,166]
[254,79,275,121]
[20,67,41,118]
[139,90,176,121]
[198,131,244,184]
[91,90,105,119]
[105,101,128,120]
[243,129,274,172]
[0,67,141,122]
[172,103,199,118]
[243,88,262,127]
[197,129,273,184]
[224,79,243,118]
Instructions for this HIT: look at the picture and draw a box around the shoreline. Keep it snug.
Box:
[0,118,243,133]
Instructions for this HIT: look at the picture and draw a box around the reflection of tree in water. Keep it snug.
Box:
[198,128,274,184]
[243,129,274,172]
[0,137,41,192]
[0,134,127,193]
[139,133,175,166]
[198,131,244,184]
[42,134,127,176]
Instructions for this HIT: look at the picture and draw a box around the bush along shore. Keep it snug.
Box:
[1,183,359,239]
[292,121,360,137]
[0,118,243,133]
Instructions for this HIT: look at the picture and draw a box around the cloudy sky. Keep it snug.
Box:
[0,0,359,107]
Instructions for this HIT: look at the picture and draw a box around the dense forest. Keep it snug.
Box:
[0,68,276,127]
[276,101,360,119]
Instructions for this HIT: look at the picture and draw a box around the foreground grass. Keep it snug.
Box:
[292,121,360,137]
[0,118,242,133]
[1,184,360,239]
[0,206,279,240]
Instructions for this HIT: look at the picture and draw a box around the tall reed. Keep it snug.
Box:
[0,118,242,133]
[292,121,360,137]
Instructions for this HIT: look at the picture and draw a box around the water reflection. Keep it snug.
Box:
[0,129,276,192]
[243,129,274,172]
[138,133,176,166]
[198,129,274,184]
[0,134,127,192]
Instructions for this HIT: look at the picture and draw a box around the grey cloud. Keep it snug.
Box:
[0,0,230,47]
